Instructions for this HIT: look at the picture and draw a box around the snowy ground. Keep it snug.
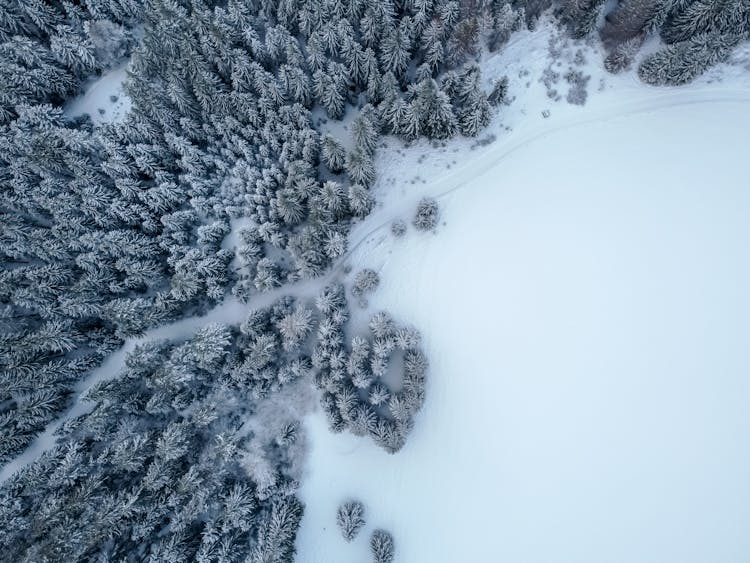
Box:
[65,62,131,125]
[294,23,750,563]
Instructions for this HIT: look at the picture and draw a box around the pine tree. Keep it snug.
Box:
[336,500,366,541]
[322,134,346,173]
[348,184,374,217]
[351,268,380,297]
[370,529,395,563]
[638,32,743,86]
[412,197,439,231]
[346,148,376,187]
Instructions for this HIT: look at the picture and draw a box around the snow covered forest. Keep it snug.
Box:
[1,0,749,561]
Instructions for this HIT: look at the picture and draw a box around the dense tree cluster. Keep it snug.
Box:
[0,283,424,560]
[598,0,750,84]
[1,0,509,466]
[0,320,305,562]
[314,284,428,453]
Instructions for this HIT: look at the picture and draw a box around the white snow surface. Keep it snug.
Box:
[294,23,750,563]
[65,62,131,125]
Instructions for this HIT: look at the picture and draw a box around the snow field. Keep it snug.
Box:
[295,99,750,563]
[65,62,131,125]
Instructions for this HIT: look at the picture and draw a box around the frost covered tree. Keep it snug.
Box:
[346,147,377,187]
[412,197,440,231]
[561,0,607,38]
[352,268,381,297]
[322,134,346,173]
[488,76,510,106]
[370,529,395,563]
[349,184,375,217]
[337,500,366,541]
[600,0,750,83]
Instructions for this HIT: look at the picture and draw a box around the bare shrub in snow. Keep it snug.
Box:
[370,529,395,563]
[337,500,366,541]
[564,70,590,106]
[412,197,439,231]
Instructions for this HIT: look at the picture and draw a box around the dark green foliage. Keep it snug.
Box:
[313,285,428,453]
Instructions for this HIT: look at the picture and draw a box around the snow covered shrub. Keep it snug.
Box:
[413,197,440,231]
[337,500,366,541]
[352,269,380,298]
[391,220,407,237]
[370,529,395,563]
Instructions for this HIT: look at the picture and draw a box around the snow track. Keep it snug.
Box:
[346,88,750,260]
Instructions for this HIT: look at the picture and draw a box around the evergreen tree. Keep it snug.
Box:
[638,32,743,85]
[412,197,439,231]
[370,529,395,563]
[337,499,366,541]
